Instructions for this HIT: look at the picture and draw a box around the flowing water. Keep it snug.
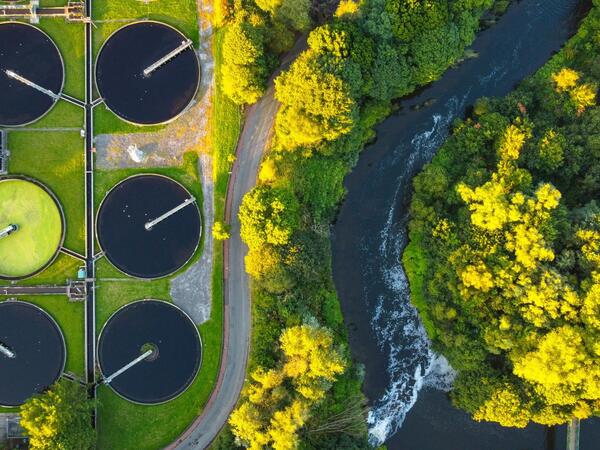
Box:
[332,1,600,448]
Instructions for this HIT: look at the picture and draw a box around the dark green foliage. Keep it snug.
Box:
[20,380,96,450]
[239,0,510,445]
[275,0,495,149]
[404,6,600,427]
[219,0,312,105]
[222,20,269,105]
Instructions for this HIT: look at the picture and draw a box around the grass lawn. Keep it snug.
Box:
[0,253,82,287]
[38,19,86,99]
[92,0,199,135]
[0,296,85,377]
[29,100,84,129]
[93,106,166,135]
[92,0,199,51]
[7,131,85,254]
[212,26,243,314]
[212,27,243,219]
[0,179,63,278]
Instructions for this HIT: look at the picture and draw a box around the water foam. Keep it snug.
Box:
[366,97,466,447]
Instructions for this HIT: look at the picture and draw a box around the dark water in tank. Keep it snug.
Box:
[97,174,201,279]
[95,22,199,125]
[331,0,600,448]
[98,300,201,404]
[0,301,65,407]
[0,23,63,127]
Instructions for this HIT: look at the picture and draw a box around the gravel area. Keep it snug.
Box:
[171,152,214,324]
[94,0,215,324]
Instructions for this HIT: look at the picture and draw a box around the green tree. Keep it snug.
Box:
[255,0,312,32]
[239,185,300,249]
[20,380,95,450]
[404,8,600,427]
[222,20,269,105]
[230,325,347,449]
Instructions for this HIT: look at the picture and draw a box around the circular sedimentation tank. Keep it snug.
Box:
[95,21,200,125]
[98,300,202,404]
[0,177,65,279]
[96,174,201,279]
[0,22,64,127]
[0,301,66,407]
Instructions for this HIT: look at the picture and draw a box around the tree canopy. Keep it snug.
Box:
[230,325,347,450]
[20,380,95,450]
[232,0,504,447]
[218,0,313,105]
[405,6,600,427]
[221,20,269,105]
[273,0,494,150]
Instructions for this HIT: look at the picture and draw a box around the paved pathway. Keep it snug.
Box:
[169,36,307,450]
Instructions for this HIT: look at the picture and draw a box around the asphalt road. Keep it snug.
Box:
[173,86,279,450]
[169,38,306,450]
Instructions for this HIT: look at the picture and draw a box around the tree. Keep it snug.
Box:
[255,0,311,32]
[335,0,361,18]
[213,221,231,240]
[552,68,580,92]
[552,67,598,114]
[213,0,233,27]
[410,23,463,85]
[239,186,300,249]
[20,380,95,450]
[280,324,347,401]
[230,325,347,449]
[405,15,600,427]
[368,43,411,101]
[222,20,269,105]
[275,53,358,149]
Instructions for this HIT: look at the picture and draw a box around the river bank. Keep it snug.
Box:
[332,0,598,448]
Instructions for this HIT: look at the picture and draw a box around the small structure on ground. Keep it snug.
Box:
[0,130,8,175]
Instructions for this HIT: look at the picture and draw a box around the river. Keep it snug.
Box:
[331,0,600,449]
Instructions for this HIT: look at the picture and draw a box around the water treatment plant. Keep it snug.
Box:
[4,1,600,450]
[96,174,201,279]
[0,2,215,447]
[0,22,64,126]
[95,21,200,125]
[98,300,202,405]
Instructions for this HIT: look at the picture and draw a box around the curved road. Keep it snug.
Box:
[170,40,305,449]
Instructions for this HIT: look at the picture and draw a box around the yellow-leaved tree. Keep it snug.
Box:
[447,123,600,426]
[229,324,347,449]
[552,67,597,113]
[20,380,95,450]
